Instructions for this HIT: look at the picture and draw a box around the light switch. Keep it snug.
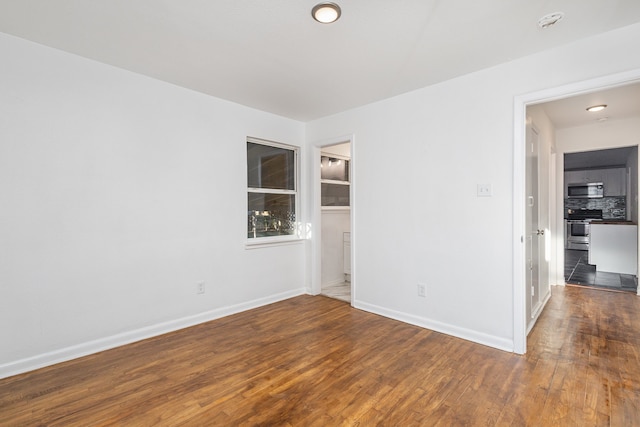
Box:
[477,184,492,197]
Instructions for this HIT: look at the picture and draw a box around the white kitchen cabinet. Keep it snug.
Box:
[589,223,637,275]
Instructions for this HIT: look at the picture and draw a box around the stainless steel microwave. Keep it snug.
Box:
[567,182,604,198]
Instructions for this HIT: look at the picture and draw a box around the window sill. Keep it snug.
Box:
[245,237,305,250]
[321,206,351,212]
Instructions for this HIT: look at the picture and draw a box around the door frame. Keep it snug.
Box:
[513,68,640,354]
[310,134,355,303]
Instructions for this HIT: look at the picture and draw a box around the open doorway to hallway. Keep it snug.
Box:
[529,83,640,297]
[515,71,640,354]
[318,141,352,302]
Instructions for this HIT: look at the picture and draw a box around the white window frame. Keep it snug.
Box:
[246,137,301,247]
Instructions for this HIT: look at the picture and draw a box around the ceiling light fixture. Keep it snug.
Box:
[312,2,341,24]
[537,12,564,29]
[586,104,607,112]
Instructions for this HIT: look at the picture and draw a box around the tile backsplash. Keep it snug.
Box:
[565,196,626,219]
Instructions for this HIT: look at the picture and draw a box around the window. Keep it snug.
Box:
[321,155,350,207]
[247,138,299,241]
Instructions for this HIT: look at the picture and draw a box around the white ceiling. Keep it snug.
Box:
[535,82,640,170]
[1,1,640,121]
[536,82,640,129]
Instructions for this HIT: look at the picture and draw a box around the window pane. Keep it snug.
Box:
[248,193,296,238]
[248,142,295,190]
[320,156,349,181]
[321,183,350,206]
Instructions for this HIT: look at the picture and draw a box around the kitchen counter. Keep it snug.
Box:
[589,222,638,275]
[590,219,637,225]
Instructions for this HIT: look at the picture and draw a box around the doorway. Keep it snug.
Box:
[319,142,351,302]
[311,136,354,304]
[513,69,640,354]
[563,147,639,293]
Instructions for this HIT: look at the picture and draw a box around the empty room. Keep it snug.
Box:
[2,1,640,425]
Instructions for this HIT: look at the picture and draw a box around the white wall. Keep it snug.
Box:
[305,23,640,351]
[321,211,350,285]
[322,142,351,158]
[556,118,640,154]
[4,22,640,377]
[0,33,306,377]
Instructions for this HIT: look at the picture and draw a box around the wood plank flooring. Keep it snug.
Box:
[1,285,639,426]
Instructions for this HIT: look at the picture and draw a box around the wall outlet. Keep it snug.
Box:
[417,283,426,298]
[197,281,205,294]
[477,183,493,197]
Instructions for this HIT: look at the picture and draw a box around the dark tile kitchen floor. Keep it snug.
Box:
[565,249,638,293]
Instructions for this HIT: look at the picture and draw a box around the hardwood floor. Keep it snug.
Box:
[1,286,639,426]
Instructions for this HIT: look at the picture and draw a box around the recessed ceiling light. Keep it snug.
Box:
[538,12,564,29]
[312,2,341,24]
[586,104,607,112]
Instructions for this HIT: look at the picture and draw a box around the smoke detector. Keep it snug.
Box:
[538,12,565,29]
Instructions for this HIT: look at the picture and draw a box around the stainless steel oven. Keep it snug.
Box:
[565,209,603,251]
[566,220,590,250]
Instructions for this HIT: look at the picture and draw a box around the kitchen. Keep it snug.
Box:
[564,147,638,292]
[530,82,640,297]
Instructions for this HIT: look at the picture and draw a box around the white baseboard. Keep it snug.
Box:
[352,299,514,352]
[0,288,306,380]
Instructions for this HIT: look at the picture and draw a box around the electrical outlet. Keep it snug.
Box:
[477,184,492,197]
[197,281,205,294]
[417,283,426,298]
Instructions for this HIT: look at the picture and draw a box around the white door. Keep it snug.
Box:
[526,125,542,323]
